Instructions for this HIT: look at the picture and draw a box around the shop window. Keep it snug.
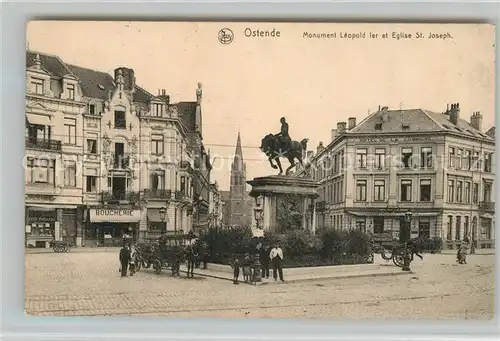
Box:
[418,217,431,239]
[373,217,384,234]
[356,218,366,233]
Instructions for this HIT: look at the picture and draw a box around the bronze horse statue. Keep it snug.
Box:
[260,134,309,175]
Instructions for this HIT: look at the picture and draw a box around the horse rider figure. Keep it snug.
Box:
[275,117,292,154]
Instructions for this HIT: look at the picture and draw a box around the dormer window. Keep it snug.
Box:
[402,124,410,130]
[152,103,163,117]
[31,78,44,95]
[375,123,383,131]
[67,84,75,100]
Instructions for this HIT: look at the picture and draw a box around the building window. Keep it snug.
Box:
[449,147,455,168]
[464,182,471,204]
[64,161,76,187]
[400,179,412,202]
[26,158,55,185]
[356,148,367,169]
[420,179,431,201]
[356,218,366,233]
[455,216,461,241]
[64,118,76,145]
[464,216,470,239]
[473,183,479,203]
[356,180,367,201]
[484,153,492,173]
[480,218,492,239]
[86,176,97,192]
[373,217,384,234]
[151,134,164,155]
[87,139,97,154]
[420,147,433,168]
[446,216,453,240]
[152,103,163,117]
[472,151,480,170]
[448,180,455,203]
[374,148,386,170]
[114,111,126,129]
[67,84,75,100]
[456,149,463,169]
[463,150,471,170]
[375,123,382,131]
[483,183,492,203]
[418,217,431,239]
[456,181,463,203]
[374,179,385,201]
[180,176,186,194]
[89,104,96,115]
[401,147,413,168]
[150,170,165,190]
[31,78,44,94]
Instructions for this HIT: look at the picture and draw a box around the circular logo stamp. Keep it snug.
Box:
[218,28,234,44]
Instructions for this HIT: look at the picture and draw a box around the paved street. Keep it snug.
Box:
[25,251,495,319]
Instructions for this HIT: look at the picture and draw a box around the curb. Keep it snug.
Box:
[181,269,413,285]
[25,248,121,255]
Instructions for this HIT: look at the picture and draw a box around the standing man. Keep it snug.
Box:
[275,117,291,153]
[269,243,284,282]
[119,245,131,277]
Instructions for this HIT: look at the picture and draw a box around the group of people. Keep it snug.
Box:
[119,242,138,277]
[231,243,285,284]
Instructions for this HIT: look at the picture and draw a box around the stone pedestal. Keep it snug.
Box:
[247,176,320,234]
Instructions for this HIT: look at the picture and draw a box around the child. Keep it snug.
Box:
[231,258,240,284]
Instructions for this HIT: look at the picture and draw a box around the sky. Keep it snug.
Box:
[27,22,495,191]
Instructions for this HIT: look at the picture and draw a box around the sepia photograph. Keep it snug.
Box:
[24,21,495,319]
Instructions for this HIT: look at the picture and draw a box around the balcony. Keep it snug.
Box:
[479,201,495,211]
[101,190,140,203]
[175,190,187,200]
[25,137,62,151]
[112,154,130,169]
[144,189,172,199]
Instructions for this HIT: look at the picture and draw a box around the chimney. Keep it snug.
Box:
[331,129,337,141]
[34,53,42,69]
[158,89,161,96]
[348,117,356,130]
[162,89,166,96]
[381,106,389,122]
[317,142,325,154]
[470,111,483,131]
[114,67,135,91]
[337,122,347,133]
[449,103,460,125]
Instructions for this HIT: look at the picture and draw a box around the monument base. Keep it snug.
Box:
[247,176,320,234]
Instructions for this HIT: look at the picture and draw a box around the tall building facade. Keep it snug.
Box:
[298,104,495,250]
[221,133,253,227]
[25,50,217,247]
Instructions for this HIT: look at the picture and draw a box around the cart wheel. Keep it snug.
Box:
[393,254,404,267]
[153,260,161,274]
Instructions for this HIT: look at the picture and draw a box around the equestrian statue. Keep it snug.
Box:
[260,117,309,176]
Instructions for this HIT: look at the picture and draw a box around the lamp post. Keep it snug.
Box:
[251,195,264,283]
[402,210,412,272]
[159,206,167,234]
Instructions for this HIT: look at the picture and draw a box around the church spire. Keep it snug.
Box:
[232,131,244,172]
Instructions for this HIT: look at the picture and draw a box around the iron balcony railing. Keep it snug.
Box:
[113,154,130,169]
[144,189,172,199]
[101,190,140,202]
[25,137,62,151]
[479,201,495,211]
[175,190,186,199]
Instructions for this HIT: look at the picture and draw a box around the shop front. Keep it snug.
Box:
[86,207,142,247]
[25,206,57,248]
[146,208,169,240]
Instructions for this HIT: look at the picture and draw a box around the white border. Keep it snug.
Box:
[1,1,499,341]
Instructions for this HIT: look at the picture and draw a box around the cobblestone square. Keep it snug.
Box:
[25,251,495,319]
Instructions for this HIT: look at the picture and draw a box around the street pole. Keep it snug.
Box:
[402,211,412,272]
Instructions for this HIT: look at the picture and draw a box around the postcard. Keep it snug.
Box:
[25,21,494,319]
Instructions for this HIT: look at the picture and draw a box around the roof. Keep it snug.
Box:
[349,108,493,141]
[485,126,495,138]
[175,101,197,130]
[66,63,115,100]
[232,132,245,170]
[26,51,74,78]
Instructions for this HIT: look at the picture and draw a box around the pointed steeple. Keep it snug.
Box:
[233,131,244,172]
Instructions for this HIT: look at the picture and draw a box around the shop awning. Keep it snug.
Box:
[90,208,142,223]
[26,113,51,126]
[27,204,78,210]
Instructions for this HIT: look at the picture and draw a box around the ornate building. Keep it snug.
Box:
[24,50,216,247]
[221,133,253,227]
[298,104,495,250]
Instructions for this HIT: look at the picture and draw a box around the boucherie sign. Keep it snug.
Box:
[90,208,141,222]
